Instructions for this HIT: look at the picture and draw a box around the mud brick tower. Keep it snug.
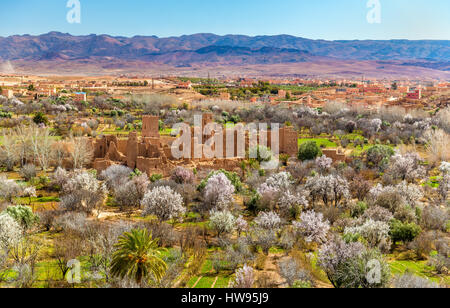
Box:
[142,115,160,138]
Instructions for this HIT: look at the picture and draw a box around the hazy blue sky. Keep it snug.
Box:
[0,0,449,39]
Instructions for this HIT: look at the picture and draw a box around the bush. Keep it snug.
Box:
[3,205,39,231]
[392,273,440,288]
[298,141,322,161]
[365,145,395,169]
[334,249,391,288]
[170,167,194,184]
[421,206,448,231]
[32,112,48,125]
[389,220,421,244]
[150,174,163,183]
[19,164,37,182]
[350,201,368,218]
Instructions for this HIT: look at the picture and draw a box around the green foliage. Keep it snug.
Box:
[365,145,395,169]
[298,141,322,161]
[291,280,312,288]
[198,169,243,192]
[3,205,39,230]
[32,112,49,125]
[336,249,391,288]
[0,111,12,119]
[279,154,290,166]
[150,174,163,183]
[350,202,368,218]
[389,220,421,243]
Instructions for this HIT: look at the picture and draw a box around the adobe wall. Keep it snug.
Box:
[142,115,160,138]
[280,127,299,157]
[91,114,300,175]
[322,149,346,162]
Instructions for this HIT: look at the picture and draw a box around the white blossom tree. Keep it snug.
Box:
[344,219,391,249]
[60,170,107,214]
[305,174,350,207]
[0,175,23,203]
[254,211,282,230]
[100,165,133,191]
[388,152,425,182]
[142,186,185,222]
[231,264,254,288]
[235,215,248,236]
[0,213,23,251]
[204,173,235,211]
[316,155,333,174]
[293,210,330,244]
[209,210,236,238]
[317,236,365,288]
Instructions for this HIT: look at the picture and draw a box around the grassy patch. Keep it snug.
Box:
[389,260,450,285]
[298,138,337,148]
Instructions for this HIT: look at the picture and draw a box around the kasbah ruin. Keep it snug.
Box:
[90,113,327,177]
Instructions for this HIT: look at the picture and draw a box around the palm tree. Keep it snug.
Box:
[110,229,167,285]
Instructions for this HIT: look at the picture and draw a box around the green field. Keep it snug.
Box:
[298,138,337,148]
[186,258,232,289]
[389,260,450,285]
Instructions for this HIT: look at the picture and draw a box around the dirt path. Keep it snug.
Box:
[256,253,289,288]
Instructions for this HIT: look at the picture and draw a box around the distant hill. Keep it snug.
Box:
[1,32,450,77]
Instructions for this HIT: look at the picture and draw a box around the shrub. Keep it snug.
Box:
[334,249,391,288]
[298,141,322,161]
[19,164,37,182]
[389,220,421,244]
[365,145,395,169]
[3,205,39,231]
[170,167,194,184]
[150,174,163,183]
[350,201,368,218]
[428,253,450,275]
[32,112,48,125]
[344,219,391,250]
[392,273,440,288]
[421,206,448,231]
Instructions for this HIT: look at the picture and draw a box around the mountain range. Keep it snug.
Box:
[1,32,450,78]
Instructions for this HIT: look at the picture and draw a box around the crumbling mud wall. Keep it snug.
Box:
[91,114,300,176]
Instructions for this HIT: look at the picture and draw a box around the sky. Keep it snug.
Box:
[0,0,449,40]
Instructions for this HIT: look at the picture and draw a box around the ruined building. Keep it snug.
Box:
[92,114,298,176]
